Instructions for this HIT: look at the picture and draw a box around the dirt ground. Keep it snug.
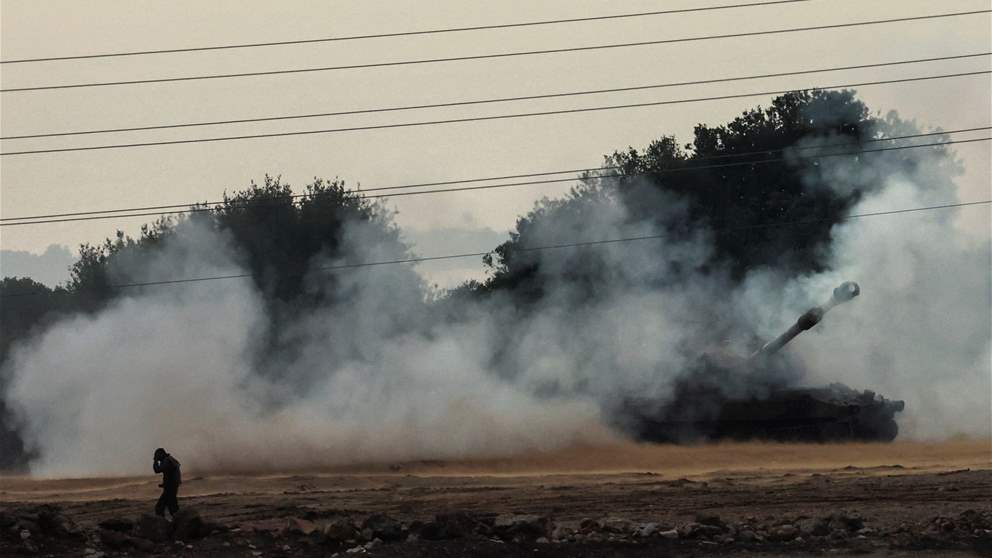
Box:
[1,439,990,557]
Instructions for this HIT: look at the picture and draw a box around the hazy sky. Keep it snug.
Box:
[1,0,989,285]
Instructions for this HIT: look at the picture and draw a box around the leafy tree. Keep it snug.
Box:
[478,90,957,296]
[211,175,408,303]
[62,175,410,308]
[67,218,176,311]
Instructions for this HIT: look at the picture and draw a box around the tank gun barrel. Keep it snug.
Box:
[751,281,860,360]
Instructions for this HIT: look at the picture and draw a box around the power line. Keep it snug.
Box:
[4,126,985,223]
[2,9,986,93]
[4,52,987,141]
[2,70,987,157]
[4,136,988,226]
[1,199,987,298]
[0,0,812,65]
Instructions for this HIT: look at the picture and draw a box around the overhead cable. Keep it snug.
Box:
[0,0,812,64]
[2,10,986,93]
[3,136,988,226]
[2,70,988,156]
[3,52,987,140]
[4,125,986,223]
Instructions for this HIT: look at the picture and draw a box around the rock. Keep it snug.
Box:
[769,524,799,542]
[282,516,318,537]
[696,513,727,529]
[419,512,486,540]
[601,517,634,534]
[16,518,41,537]
[798,517,831,537]
[636,522,660,538]
[173,508,210,540]
[536,536,549,544]
[934,517,956,532]
[36,505,82,538]
[203,518,229,535]
[583,532,604,543]
[98,518,134,533]
[737,529,757,542]
[493,514,548,539]
[551,524,575,541]
[131,536,156,552]
[323,518,359,543]
[659,528,679,540]
[578,518,600,533]
[98,529,133,550]
[959,509,992,530]
[361,513,403,542]
[698,524,725,538]
[829,512,865,532]
[680,522,722,539]
[678,522,699,538]
[136,513,172,542]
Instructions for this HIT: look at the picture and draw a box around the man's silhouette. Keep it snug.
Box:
[153,447,181,518]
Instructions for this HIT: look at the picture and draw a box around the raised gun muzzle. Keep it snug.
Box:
[751,281,860,360]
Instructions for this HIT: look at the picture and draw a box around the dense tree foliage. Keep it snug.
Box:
[478,90,953,297]
[211,176,409,303]
[59,176,408,307]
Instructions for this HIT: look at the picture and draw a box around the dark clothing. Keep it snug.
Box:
[155,485,179,517]
[153,454,182,490]
[153,453,181,517]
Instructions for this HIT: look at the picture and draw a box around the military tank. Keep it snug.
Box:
[619,281,905,442]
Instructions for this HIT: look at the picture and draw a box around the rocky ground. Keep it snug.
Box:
[1,441,989,556]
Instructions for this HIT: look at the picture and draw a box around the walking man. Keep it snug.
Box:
[153,447,181,518]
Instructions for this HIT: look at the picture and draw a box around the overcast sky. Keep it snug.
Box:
[1,0,989,286]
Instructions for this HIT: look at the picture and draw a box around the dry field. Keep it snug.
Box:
[1,439,990,556]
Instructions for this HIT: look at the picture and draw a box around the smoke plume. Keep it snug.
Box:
[3,115,988,478]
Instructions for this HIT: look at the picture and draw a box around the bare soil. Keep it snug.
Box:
[1,440,989,556]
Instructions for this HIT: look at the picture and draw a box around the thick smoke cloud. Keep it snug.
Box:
[779,132,991,439]
[3,120,988,478]
[4,222,610,477]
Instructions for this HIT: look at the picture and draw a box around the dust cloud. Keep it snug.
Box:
[3,117,988,478]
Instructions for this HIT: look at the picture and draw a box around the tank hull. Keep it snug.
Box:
[622,384,904,443]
